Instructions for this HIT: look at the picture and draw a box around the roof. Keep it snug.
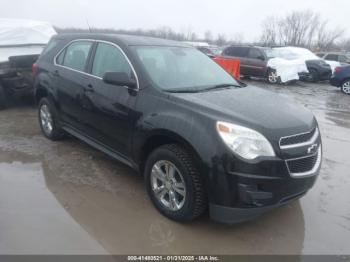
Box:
[54,33,189,47]
[0,18,56,46]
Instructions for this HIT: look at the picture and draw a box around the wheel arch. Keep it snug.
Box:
[35,85,48,104]
[138,129,203,175]
[341,78,350,86]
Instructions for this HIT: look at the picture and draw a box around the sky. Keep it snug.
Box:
[0,0,348,41]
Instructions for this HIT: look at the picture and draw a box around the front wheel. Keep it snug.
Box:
[267,69,281,84]
[38,98,65,140]
[144,144,207,222]
[341,80,350,95]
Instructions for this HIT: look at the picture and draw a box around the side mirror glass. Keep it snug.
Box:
[102,72,137,89]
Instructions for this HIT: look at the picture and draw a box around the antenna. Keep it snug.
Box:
[85,17,92,33]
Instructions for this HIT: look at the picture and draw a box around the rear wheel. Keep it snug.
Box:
[341,80,350,95]
[0,84,8,110]
[38,98,65,140]
[144,144,207,222]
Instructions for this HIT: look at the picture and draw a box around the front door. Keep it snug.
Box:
[245,48,267,77]
[79,42,138,156]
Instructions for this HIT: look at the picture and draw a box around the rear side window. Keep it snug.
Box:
[92,42,132,78]
[57,41,93,71]
[325,54,338,61]
[223,47,248,57]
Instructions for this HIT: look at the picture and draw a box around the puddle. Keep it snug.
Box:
[0,161,107,255]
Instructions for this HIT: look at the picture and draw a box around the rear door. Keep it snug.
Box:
[79,41,138,156]
[222,47,249,75]
[246,48,267,77]
[54,40,94,129]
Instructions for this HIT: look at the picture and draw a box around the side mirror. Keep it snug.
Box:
[103,72,137,89]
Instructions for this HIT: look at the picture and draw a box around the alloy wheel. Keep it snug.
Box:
[150,160,186,211]
[268,71,278,84]
[40,104,53,136]
[342,81,350,94]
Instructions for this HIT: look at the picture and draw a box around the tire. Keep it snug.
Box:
[144,144,207,222]
[307,69,319,82]
[267,69,281,84]
[38,97,65,140]
[341,80,350,95]
[0,84,8,110]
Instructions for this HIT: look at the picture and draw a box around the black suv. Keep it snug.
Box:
[34,34,322,224]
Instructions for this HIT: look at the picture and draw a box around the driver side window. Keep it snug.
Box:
[248,48,264,60]
[92,42,132,78]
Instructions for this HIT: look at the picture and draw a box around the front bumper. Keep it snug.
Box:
[210,190,306,224]
[207,135,321,224]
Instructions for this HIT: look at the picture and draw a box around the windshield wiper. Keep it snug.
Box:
[199,83,242,92]
[165,83,242,94]
[165,89,200,93]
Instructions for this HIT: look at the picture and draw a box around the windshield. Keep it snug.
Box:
[133,46,239,92]
[263,48,276,59]
[272,47,319,60]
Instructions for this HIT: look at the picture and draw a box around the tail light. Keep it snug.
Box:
[334,67,342,74]
[32,63,39,75]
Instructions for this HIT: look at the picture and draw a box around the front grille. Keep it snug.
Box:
[280,128,316,147]
[286,147,322,177]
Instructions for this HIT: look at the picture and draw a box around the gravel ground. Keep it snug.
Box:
[0,80,349,255]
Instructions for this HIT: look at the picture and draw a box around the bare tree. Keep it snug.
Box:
[259,10,344,50]
[215,34,227,46]
[260,16,278,46]
[204,30,213,43]
[316,21,345,50]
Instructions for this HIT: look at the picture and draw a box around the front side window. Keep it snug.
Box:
[248,49,263,59]
[134,46,238,92]
[92,42,132,78]
[60,41,93,71]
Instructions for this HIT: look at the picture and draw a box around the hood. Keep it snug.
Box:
[170,86,316,143]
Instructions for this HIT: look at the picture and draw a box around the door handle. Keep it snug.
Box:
[84,84,94,93]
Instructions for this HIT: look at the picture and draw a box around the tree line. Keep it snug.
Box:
[55,10,349,51]
[259,10,346,51]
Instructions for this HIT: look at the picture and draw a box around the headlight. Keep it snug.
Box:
[216,121,275,160]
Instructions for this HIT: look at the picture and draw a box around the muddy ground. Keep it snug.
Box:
[0,80,349,255]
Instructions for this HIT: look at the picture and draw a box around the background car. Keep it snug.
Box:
[221,45,309,84]
[273,47,333,82]
[0,19,56,109]
[197,46,222,58]
[221,45,277,82]
[316,52,350,64]
[330,65,350,94]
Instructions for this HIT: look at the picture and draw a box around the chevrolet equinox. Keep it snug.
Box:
[33,34,322,224]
